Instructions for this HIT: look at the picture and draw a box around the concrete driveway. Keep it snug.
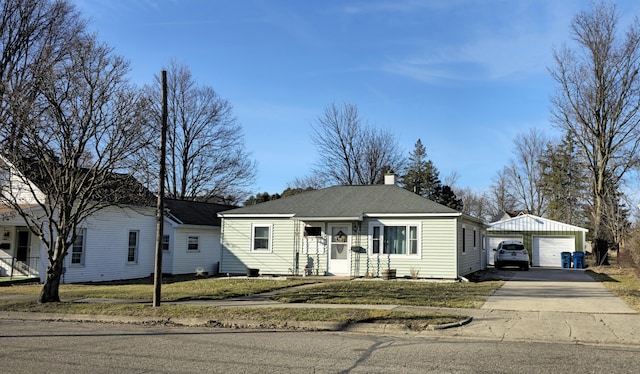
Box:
[481,267,636,313]
[429,267,640,345]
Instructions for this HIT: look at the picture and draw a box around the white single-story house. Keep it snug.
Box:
[218,174,486,279]
[0,155,234,282]
[163,199,234,277]
[487,214,589,268]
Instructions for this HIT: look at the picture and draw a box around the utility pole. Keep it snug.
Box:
[153,70,168,307]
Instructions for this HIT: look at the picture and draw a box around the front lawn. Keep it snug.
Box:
[0,278,313,300]
[0,275,504,330]
[272,279,503,308]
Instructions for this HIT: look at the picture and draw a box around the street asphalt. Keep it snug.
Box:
[1,267,639,346]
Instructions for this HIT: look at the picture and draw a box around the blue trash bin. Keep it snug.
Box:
[561,252,572,268]
[573,252,584,269]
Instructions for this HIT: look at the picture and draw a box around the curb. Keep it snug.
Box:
[0,311,472,334]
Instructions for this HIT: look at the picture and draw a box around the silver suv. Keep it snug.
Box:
[494,241,529,271]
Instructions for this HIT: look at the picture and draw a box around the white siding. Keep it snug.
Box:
[220,218,297,275]
[457,220,484,276]
[220,215,480,279]
[60,206,157,283]
[168,226,221,275]
[422,217,458,279]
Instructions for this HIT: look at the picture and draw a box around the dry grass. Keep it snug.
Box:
[272,279,503,309]
[0,276,494,330]
[587,266,640,312]
[0,278,313,300]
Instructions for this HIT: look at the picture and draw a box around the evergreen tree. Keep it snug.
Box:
[437,185,464,211]
[401,139,462,210]
[401,139,440,199]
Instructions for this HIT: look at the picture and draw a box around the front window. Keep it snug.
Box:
[128,230,138,263]
[71,229,86,265]
[252,224,272,252]
[370,222,419,256]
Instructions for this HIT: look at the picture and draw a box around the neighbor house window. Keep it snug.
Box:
[128,230,138,263]
[187,236,199,251]
[71,229,86,265]
[252,224,272,252]
[473,229,477,248]
[370,222,419,256]
[162,235,170,251]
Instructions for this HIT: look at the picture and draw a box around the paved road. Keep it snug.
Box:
[3,319,640,373]
[426,267,640,345]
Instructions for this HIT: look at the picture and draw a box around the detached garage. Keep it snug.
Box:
[487,214,588,268]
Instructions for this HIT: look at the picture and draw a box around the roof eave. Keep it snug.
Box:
[365,212,462,218]
[293,215,363,221]
[218,213,295,218]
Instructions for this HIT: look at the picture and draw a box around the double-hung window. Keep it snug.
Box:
[252,224,272,252]
[187,236,199,251]
[370,222,419,256]
[128,230,139,263]
[162,235,170,251]
[71,229,86,265]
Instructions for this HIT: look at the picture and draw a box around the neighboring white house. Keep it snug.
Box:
[218,174,486,279]
[487,214,589,267]
[0,155,233,282]
[162,199,234,277]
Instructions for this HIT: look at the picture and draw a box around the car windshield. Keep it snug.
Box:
[502,244,525,251]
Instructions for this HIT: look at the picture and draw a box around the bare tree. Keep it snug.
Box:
[0,0,85,154]
[503,128,548,216]
[311,102,404,185]
[487,168,518,220]
[550,1,640,264]
[456,187,492,222]
[141,60,255,202]
[0,13,150,303]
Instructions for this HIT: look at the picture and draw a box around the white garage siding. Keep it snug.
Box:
[533,236,575,267]
[486,235,523,266]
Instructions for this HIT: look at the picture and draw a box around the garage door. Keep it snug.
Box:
[486,235,523,266]
[533,236,575,267]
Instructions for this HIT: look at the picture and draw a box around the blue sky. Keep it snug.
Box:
[72,0,640,195]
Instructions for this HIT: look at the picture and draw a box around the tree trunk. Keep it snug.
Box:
[593,238,609,266]
[39,257,63,303]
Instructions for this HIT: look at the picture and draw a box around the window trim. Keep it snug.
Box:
[187,235,199,252]
[127,230,139,263]
[251,224,273,253]
[71,229,86,266]
[368,220,421,257]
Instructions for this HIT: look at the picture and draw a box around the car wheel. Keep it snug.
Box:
[523,263,529,271]
[495,261,502,269]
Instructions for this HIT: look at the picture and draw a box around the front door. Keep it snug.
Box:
[327,225,350,275]
[16,228,29,262]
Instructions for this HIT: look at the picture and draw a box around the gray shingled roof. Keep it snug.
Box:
[219,185,459,218]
